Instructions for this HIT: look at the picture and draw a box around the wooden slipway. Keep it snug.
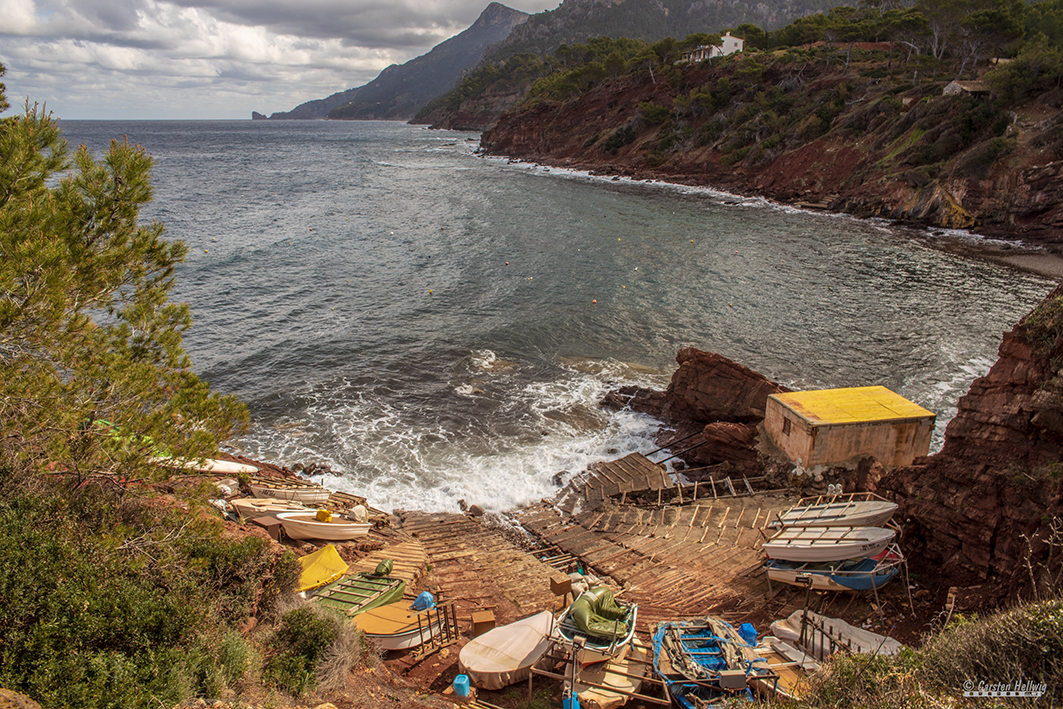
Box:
[509,452,803,633]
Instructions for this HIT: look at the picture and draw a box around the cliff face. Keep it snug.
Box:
[881,286,1063,597]
[479,58,1063,246]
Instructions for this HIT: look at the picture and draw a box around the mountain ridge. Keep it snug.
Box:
[261,3,528,121]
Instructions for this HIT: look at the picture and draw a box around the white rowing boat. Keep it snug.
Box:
[276,511,371,541]
[152,456,260,475]
[772,497,897,528]
[762,526,895,562]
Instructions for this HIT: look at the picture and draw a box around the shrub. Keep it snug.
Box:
[953,137,1014,179]
[263,606,341,695]
[638,102,671,124]
[600,125,638,154]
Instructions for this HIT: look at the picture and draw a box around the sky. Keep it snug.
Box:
[0,0,557,119]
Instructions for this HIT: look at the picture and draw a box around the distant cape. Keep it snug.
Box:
[259,2,528,121]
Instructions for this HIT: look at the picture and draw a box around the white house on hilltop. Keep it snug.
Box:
[680,32,745,63]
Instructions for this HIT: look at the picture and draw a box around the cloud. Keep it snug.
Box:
[0,0,554,119]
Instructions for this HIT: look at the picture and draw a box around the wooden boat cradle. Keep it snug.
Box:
[409,601,460,659]
[529,635,670,706]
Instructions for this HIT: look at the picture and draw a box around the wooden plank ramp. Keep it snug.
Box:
[509,493,793,635]
[400,512,568,626]
[346,539,428,596]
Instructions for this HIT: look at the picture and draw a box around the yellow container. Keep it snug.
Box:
[315,509,333,523]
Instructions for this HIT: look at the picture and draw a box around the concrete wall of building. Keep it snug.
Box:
[765,398,934,467]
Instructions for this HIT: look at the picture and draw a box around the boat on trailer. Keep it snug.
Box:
[555,586,637,665]
[762,525,895,563]
[771,493,898,529]
[764,544,904,592]
[652,616,761,708]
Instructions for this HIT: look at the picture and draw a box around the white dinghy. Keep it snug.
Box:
[762,526,895,563]
[772,494,898,528]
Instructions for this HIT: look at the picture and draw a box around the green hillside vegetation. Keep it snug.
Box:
[0,65,378,707]
[486,0,842,63]
[424,0,1063,135]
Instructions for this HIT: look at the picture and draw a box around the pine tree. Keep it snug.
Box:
[0,62,249,485]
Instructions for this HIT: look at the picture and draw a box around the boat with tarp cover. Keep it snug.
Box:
[555,586,637,665]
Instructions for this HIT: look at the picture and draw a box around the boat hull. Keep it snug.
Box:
[276,512,371,540]
[355,601,442,651]
[231,497,308,520]
[773,499,897,528]
[652,617,758,707]
[765,547,902,592]
[763,526,895,562]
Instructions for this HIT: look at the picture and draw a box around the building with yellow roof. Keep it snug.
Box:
[765,386,936,468]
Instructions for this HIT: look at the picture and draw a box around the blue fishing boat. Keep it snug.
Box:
[652,617,765,708]
[764,544,903,592]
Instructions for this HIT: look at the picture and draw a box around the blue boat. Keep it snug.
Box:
[764,544,903,592]
[652,617,766,708]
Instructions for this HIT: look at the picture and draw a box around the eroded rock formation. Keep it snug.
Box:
[603,347,788,475]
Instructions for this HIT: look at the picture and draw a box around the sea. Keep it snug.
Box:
[58,119,1053,514]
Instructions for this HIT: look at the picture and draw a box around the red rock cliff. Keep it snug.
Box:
[880,284,1063,598]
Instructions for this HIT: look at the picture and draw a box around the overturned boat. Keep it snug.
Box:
[770,610,904,660]
[762,525,895,562]
[765,544,904,592]
[771,494,898,528]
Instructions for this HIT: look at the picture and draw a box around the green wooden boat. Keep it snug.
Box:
[312,570,406,617]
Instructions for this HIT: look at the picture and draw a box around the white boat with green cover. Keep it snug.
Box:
[555,586,637,665]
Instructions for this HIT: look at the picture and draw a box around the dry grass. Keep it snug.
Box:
[788,595,1063,708]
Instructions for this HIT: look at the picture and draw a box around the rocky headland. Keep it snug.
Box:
[471,51,1063,252]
